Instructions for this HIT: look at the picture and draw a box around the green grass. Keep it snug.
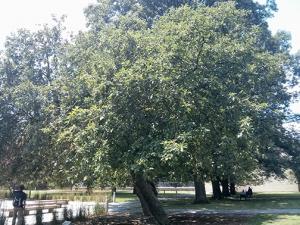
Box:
[158,192,300,211]
[110,191,300,210]
[114,191,138,203]
[246,215,300,225]
[111,191,300,212]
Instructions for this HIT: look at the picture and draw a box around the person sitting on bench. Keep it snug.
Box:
[246,187,253,198]
[239,189,247,200]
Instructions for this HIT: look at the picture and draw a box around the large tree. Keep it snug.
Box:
[0,18,66,188]
[44,2,295,224]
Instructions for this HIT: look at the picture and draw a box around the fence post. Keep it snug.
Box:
[112,191,116,203]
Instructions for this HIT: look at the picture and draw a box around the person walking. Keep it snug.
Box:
[12,184,27,225]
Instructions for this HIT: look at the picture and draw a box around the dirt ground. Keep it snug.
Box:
[80,213,252,225]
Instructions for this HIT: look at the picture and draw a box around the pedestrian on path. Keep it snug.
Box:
[12,184,27,225]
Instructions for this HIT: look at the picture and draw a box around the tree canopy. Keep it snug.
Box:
[0,1,299,225]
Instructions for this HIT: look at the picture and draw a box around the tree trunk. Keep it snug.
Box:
[295,172,300,192]
[221,179,230,197]
[211,178,222,200]
[133,172,169,225]
[148,180,158,196]
[193,175,208,203]
[230,182,236,195]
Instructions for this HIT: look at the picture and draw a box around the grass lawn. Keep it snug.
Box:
[114,190,138,202]
[113,191,300,209]
[156,192,300,210]
[246,215,300,225]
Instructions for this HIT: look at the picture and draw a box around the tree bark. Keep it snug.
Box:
[211,178,222,200]
[221,179,230,197]
[193,175,208,203]
[230,182,236,195]
[133,172,169,225]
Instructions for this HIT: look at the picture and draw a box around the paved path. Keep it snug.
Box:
[108,200,300,216]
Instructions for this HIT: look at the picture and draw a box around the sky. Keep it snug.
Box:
[0,0,299,115]
[265,0,300,116]
[267,0,300,54]
[0,0,95,47]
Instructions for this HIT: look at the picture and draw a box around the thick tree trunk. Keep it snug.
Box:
[221,179,230,197]
[133,172,169,225]
[230,182,236,195]
[193,175,208,203]
[211,178,222,200]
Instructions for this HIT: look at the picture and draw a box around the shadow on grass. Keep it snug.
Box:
[246,214,300,225]
[89,214,300,225]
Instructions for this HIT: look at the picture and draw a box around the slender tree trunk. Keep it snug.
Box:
[295,172,300,192]
[211,178,222,200]
[221,179,230,197]
[193,175,208,203]
[133,172,169,225]
[230,182,236,195]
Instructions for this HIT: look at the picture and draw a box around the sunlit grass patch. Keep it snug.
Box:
[113,190,138,203]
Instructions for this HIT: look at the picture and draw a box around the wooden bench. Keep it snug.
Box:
[5,200,68,217]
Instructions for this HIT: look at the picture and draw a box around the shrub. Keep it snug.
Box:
[93,203,105,216]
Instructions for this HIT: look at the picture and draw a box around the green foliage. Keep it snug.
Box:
[0,0,298,207]
[93,203,106,216]
[0,17,67,187]
[42,1,294,189]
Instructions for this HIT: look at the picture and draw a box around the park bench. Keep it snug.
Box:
[4,200,68,217]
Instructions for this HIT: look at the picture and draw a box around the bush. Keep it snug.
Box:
[93,203,105,216]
